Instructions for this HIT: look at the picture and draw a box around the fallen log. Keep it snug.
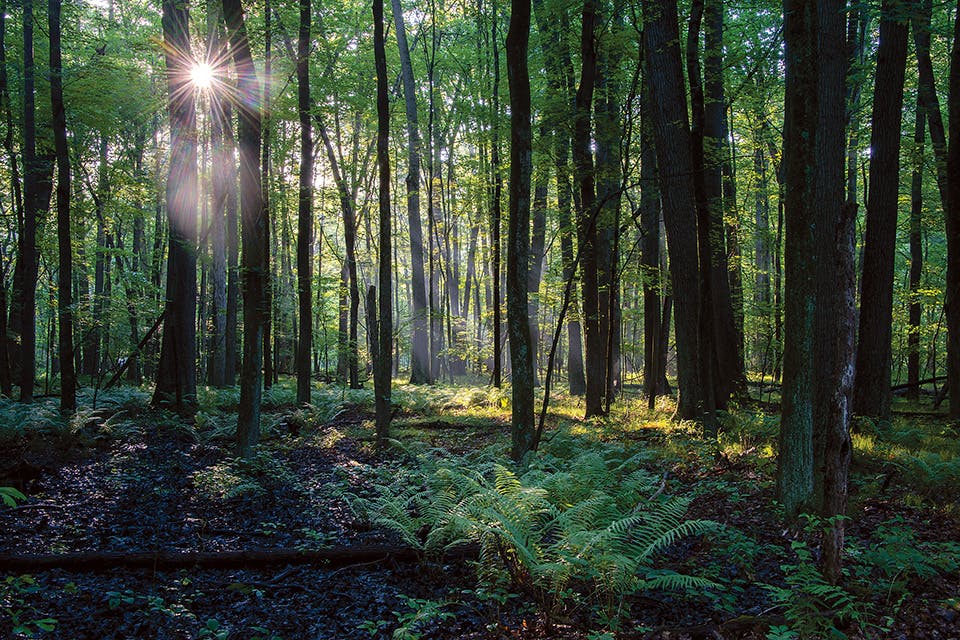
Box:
[0,543,478,573]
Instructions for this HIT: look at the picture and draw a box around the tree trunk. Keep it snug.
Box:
[490,6,503,389]
[641,0,703,421]
[528,171,547,386]
[295,0,313,405]
[704,0,742,406]
[207,0,228,389]
[19,0,42,402]
[640,80,664,409]
[261,0,273,392]
[373,0,393,445]
[153,0,199,415]
[391,0,431,385]
[573,0,604,418]
[777,3,853,587]
[49,0,75,414]
[506,0,534,461]
[853,0,911,421]
[224,0,266,457]
[946,7,960,419]
[908,104,924,401]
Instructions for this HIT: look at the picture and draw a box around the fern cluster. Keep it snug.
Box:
[353,437,719,630]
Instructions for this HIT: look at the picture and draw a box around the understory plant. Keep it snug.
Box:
[353,435,719,630]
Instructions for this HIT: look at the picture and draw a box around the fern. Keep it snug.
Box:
[352,443,720,630]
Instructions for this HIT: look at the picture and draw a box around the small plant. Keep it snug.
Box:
[765,541,877,638]
[0,486,27,507]
[360,595,454,640]
[1,575,58,638]
[198,618,230,639]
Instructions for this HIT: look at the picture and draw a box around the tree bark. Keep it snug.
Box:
[261,0,274,391]
[391,0,431,385]
[946,6,960,419]
[506,0,534,461]
[641,0,703,421]
[490,10,503,389]
[153,0,199,415]
[908,104,925,401]
[777,2,853,586]
[224,0,266,457]
[295,0,313,405]
[573,0,604,418]
[49,0,74,414]
[853,0,911,421]
[373,0,393,445]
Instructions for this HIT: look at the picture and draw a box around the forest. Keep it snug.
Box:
[0,0,959,637]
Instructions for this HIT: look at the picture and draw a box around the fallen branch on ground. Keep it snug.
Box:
[0,543,478,572]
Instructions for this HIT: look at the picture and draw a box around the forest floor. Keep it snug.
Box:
[0,381,958,640]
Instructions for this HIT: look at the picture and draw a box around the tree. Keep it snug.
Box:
[49,0,74,414]
[392,0,431,385]
[777,0,854,584]
[947,5,960,420]
[295,0,313,406]
[853,0,912,420]
[372,0,393,445]
[506,0,534,460]
[224,0,267,457]
[153,0,199,415]
[641,0,704,421]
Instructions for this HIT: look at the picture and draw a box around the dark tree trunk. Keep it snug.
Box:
[225,123,240,386]
[490,11,503,389]
[528,171,547,386]
[224,0,266,457]
[391,0,431,385]
[686,0,718,435]
[296,0,313,405]
[49,0,74,414]
[908,105,924,401]
[19,0,43,402]
[154,0,199,415]
[261,0,273,391]
[0,0,15,396]
[947,7,960,419]
[373,0,393,445]
[640,81,664,409]
[207,0,228,389]
[573,0,604,418]
[317,125,360,389]
[704,0,742,406]
[641,0,703,421]
[777,2,853,586]
[153,0,197,415]
[853,0,911,421]
[913,0,948,209]
[506,0,534,461]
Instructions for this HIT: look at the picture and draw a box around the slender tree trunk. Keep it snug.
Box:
[207,0,228,388]
[946,7,960,419]
[154,0,199,415]
[490,7,503,389]
[19,0,41,402]
[506,0,534,460]
[642,0,703,421]
[573,0,604,418]
[372,0,393,445]
[295,0,313,405]
[224,0,266,457]
[528,170,546,386]
[262,0,273,391]
[391,0,431,384]
[853,0,911,420]
[908,105,925,401]
[686,0,718,435]
[640,81,663,409]
[49,0,74,414]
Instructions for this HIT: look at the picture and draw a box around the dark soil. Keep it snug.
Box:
[1,403,958,640]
